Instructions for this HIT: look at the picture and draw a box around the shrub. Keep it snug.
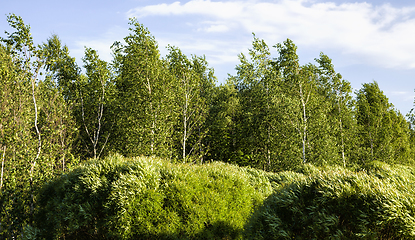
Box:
[244,162,415,239]
[32,156,415,239]
[33,154,272,239]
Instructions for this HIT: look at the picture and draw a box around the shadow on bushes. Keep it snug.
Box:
[243,162,415,240]
[30,154,272,240]
[139,221,240,240]
[31,155,415,239]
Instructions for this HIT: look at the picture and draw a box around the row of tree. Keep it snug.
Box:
[218,36,414,171]
[1,14,415,238]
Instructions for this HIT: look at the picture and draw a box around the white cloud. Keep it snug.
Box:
[127,0,415,70]
[71,26,128,65]
[385,90,415,113]
[388,91,415,101]
[157,34,246,63]
[200,23,230,33]
[73,40,113,63]
[127,0,246,20]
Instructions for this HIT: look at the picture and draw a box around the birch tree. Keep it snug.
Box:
[1,14,43,219]
[356,82,411,164]
[0,15,78,237]
[275,39,337,167]
[78,47,113,159]
[41,34,80,161]
[232,35,278,169]
[114,19,176,158]
[275,39,313,164]
[0,36,35,239]
[166,46,214,162]
[315,53,356,167]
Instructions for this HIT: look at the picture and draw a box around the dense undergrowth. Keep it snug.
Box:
[29,155,415,240]
[31,154,273,239]
[245,162,415,239]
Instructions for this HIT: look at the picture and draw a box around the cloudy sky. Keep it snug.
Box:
[2,0,415,114]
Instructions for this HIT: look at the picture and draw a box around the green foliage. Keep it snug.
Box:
[3,14,415,239]
[0,14,79,239]
[77,47,114,158]
[356,82,412,165]
[232,36,273,169]
[34,157,415,240]
[314,53,357,167]
[0,29,37,239]
[204,78,241,164]
[244,162,415,239]
[113,18,177,159]
[40,34,80,100]
[166,45,216,162]
[230,36,352,171]
[33,154,272,239]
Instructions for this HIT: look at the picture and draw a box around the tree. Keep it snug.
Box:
[36,76,77,172]
[231,37,341,170]
[275,39,310,165]
[314,53,356,167]
[42,36,115,160]
[0,14,78,238]
[204,78,240,163]
[0,41,36,238]
[77,47,114,159]
[273,39,338,168]
[40,34,80,102]
[0,15,43,234]
[232,35,276,169]
[356,82,411,164]
[40,34,81,160]
[407,95,415,161]
[114,18,176,158]
[166,46,215,162]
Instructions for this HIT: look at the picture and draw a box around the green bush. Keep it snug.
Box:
[244,162,415,239]
[31,157,415,240]
[33,154,272,239]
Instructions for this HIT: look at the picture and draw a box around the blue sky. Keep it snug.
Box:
[2,0,415,114]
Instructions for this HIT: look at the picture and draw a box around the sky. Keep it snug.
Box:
[2,0,415,114]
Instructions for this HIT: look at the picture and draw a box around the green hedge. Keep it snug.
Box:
[29,157,415,239]
[244,162,415,239]
[32,154,272,239]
